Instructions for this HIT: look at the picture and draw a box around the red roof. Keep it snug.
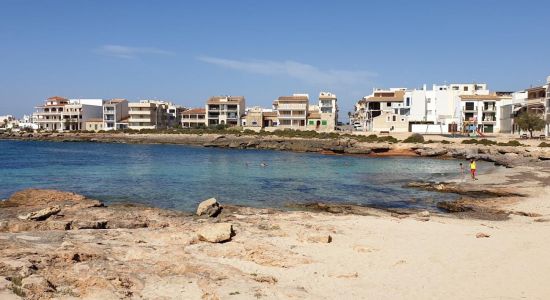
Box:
[47,96,68,101]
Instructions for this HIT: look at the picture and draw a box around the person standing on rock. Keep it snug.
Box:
[469,159,478,180]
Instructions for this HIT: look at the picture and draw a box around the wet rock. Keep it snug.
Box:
[415,148,448,157]
[198,223,234,243]
[17,205,61,221]
[344,147,372,154]
[196,198,222,217]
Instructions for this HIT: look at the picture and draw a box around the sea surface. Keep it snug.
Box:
[0,140,493,211]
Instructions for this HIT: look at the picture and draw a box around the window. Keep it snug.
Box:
[427,98,431,103]
[308,120,315,125]
[406,97,410,106]
[464,86,469,91]
[392,116,396,122]
[321,120,327,126]
[401,118,405,121]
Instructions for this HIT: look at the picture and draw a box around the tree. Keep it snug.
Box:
[515,112,545,138]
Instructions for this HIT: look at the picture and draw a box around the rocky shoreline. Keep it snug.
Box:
[2,132,550,167]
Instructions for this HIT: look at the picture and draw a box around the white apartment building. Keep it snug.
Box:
[128,100,168,130]
[405,83,490,129]
[205,96,245,127]
[273,94,309,128]
[33,97,103,131]
[460,94,504,133]
[103,99,129,130]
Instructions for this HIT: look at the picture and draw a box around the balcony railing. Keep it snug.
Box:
[464,106,477,111]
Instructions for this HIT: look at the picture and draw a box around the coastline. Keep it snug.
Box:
[1,133,550,299]
[0,155,549,298]
[2,132,550,167]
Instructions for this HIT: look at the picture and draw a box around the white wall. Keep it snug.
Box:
[411,124,449,134]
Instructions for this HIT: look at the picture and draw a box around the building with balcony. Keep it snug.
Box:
[205,96,245,127]
[103,99,129,130]
[273,94,309,128]
[128,100,168,130]
[315,92,338,131]
[353,88,406,132]
[181,108,206,128]
[460,94,505,133]
[33,97,103,131]
[166,103,186,127]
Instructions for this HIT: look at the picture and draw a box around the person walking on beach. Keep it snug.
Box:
[459,162,465,182]
[469,159,478,180]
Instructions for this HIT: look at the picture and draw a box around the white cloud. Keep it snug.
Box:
[95,45,173,59]
[197,56,377,87]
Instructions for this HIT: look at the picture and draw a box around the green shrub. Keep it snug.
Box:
[402,133,425,143]
[377,136,399,143]
[497,140,524,147]
[440,140,451,144]
[461,138,497,145]
[539,142,550,147]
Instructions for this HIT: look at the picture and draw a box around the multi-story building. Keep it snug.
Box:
[33,97,103,131]
[103,99,129,130]
[166,103,186,127]
[33,96,69,131]
[353,88,406,132]
[205,96,245,127]
[273,94,309,128]
[315,92,338,131]
[460,94,505,133]
[181,108,206,128]
[62,99,104,131]
[128,100,168,130]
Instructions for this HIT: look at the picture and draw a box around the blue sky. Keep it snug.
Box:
[1,0,549,117]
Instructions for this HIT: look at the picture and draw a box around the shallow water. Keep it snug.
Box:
[0,140,493,211]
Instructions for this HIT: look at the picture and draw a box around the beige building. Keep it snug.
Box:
[33,97,103,131]
[181,108,206,128]
[128,101,168,130]
[273,94,309,128]
[85,119,104,131]
[372,111,409,132]
[206,96,245,127]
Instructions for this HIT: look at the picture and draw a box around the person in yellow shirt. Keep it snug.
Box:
[469,159,478,180]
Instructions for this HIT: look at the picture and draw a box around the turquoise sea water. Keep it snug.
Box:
[0,140,492,211]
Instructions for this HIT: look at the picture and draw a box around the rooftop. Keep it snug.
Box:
[459,94,504,100]
[206,96,245,104]
[276,95,309,102]
[365,90,405,102]
[182,108,206,115]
